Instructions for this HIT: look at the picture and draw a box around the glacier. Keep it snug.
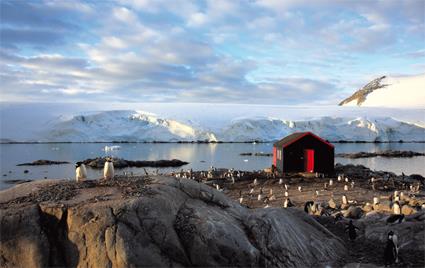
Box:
[31,110,425,142]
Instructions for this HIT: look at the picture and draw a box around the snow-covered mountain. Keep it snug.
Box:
[40,110,217,142]
[339,73,425,107]
[35,110,425,142]
[219,116,425,142]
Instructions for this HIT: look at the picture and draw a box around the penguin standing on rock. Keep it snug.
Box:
[384,231,398,266]
[283,198,294,208]
[392,201,401,215]
[238,190,244,204]
[304,201,314,214]
[345,220,359,241]
[75,162,87,182]
[103,158,115,180]
[342,194,348,205]
[257,187,263,201]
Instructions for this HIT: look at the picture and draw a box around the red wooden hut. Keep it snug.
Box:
[272,132,334,174]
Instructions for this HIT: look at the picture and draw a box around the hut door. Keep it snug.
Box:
[304,149,314,172]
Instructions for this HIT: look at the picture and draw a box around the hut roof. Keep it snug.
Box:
[273,132,334,148]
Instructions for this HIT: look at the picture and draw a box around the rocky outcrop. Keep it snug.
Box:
[0,176,346,268]
[336,150,425,159]
[334,163,397,180]
[239,152,273,156]
[16,160,70,166]
[316,211,425,267]
[82,157,188,168]
[339,76,388,106]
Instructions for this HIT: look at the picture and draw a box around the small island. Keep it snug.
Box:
[336,150,425,159]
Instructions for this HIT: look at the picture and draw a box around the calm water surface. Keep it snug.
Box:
[1,143,424,190]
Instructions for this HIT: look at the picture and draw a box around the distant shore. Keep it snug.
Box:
[1,140,425,144]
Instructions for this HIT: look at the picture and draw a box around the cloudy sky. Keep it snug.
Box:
[0,0,424,105]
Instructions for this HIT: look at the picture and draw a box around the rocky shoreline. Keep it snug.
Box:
[239,152,273,156]
[82,157,189,168]
[17,160,70,166]
[336,150,425,159]
[15,157,189,168]
[0,176,346,268]
[1,164,424,267]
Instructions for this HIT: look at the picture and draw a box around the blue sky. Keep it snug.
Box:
[0,0,424,105]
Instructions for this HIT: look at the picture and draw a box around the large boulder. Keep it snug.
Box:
[342,206,363,219]
[0,176,346,268]
[357,210,425,254]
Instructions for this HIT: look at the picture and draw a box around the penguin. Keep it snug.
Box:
[344,184,349,191]
[75,162,87,182]
[283,198,294,208]
[249,187,255,195]
[342,194,348,205]
[103,158,114,180]
[384,231,397,266]
[386,214,405,224]
[373,196,380,205]
[231,176,235,184]
[350,181,355,189]
[329,179,333,186]
[304,201,314,214]
[284,191,289,197]
[284,184,288,190]
[315,190,320,196]
[264,197,270,208]
[298,186,302,192]
[257,187,263,201]
[238,190,244,204]
[394,190,399,200]
[345,177,349,183]
[338,175,342,182]
[392,233,399,263]
[279,178,284,185]
[253,178,258,186]
[345,220,359,241]
[392,201,401,215]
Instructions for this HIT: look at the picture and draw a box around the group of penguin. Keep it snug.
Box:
[75,158,115,182]
[236,175,405,266]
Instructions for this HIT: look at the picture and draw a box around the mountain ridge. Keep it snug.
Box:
[22,110,425,143]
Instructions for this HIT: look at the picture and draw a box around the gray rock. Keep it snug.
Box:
[0,176,346,268]
[342,206,363,219]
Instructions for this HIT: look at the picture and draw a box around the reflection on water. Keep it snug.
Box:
[0,142,424,189]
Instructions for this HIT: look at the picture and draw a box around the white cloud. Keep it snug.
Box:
[187,12,208,27]
[113,7,139,25]
[0,0,423,104]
